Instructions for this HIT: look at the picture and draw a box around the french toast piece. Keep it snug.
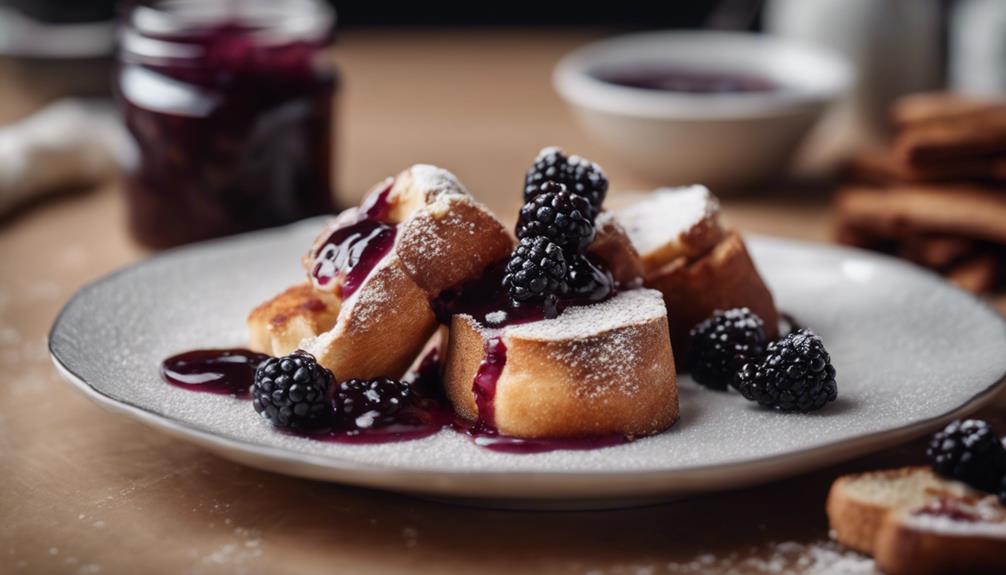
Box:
[647,231,778,357]
[618,186,778,362]
[443,289,678,439]
[874,497,1006,575]
[247,283,340,357]
[249,165,513,379]
[825,466,980,555]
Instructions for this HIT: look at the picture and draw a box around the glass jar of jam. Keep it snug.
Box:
[116,0,337,248]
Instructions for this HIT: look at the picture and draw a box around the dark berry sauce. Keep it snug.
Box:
[432,260,612,328]
[161,349,269,398]
[454,425,629,454]
[913,499,982,523]
[472,337,506,430]
[309,181,397,298]
[594,67,779,94]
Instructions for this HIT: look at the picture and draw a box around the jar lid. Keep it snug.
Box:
[120,0,335,61]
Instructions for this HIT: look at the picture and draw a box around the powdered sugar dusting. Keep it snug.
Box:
[545,328,647,399]
[407,164,470,200]
[396,197,482,281]
[902,496,1006,537]
[505,289,665,341]
[661,540,876,574]
[619,186,718,256]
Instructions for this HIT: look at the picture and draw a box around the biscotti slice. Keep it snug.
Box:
[826,466,981,555]
[874,495,1006,575]
[249,165,513,379]
[442,289,678,439]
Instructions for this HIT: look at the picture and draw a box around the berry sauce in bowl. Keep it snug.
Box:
[593,67,779,94]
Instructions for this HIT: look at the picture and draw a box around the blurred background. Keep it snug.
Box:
[2,3,1006,573]
[0,0,1003,275]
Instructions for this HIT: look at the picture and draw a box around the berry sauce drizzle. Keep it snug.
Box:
[160,349,269,398]
[309,180,397,298]
[472,337,506,431]
[912,499,982,523]
[295,348,453,444]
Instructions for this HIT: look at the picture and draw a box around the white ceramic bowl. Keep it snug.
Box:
[554,31,852,187]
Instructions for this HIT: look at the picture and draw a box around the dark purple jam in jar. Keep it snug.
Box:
[116,0,337,248]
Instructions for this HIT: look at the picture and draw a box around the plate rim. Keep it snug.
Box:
[48,229,1006,499]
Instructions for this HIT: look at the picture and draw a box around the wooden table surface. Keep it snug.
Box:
[2,30,1004,575]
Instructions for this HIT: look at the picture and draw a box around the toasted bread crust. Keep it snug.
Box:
[618,186,724,274]
[443,290,678,439]
[826,468,918,555]
[589,213,645,287]
[825,466,980,555]
[875,508,1006,575]
[396,195,514,297]
[247,283,341,356]
[301,257,437,380]
[646,231,778,364]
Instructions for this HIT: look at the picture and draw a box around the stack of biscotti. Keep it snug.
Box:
[836,93,1006,293]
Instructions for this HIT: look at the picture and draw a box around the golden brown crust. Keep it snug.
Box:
[304,257,437,380]
[825,469,914,555]
[396,196,514,297]
[875,509,1006,575]
[894,110,1006,165]
[825,466,981,556]
[617,187,724,275]
[890,92,1006,130]
[443,291,678,439]
[247,283,341,356]
[588,213,645,287]
[645,231,779,364]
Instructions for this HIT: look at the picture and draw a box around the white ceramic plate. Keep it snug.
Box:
[50,219,1006,507]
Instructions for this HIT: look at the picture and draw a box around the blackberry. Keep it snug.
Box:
[516,182,596,252]
[927,419,1006,493]
[333,377,415,431]
[502,236,568,318]
[524,147,608,215]
[689,308,767,390]
[733,329,837,412]
[567,255,613,302]
[252,351,332,430]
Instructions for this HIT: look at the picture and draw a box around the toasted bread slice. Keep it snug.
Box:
[249,165,513,379]
[618,187,778,363]
[874,496,1006,575]
[826,466,982,555]
[443,289,678,439]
